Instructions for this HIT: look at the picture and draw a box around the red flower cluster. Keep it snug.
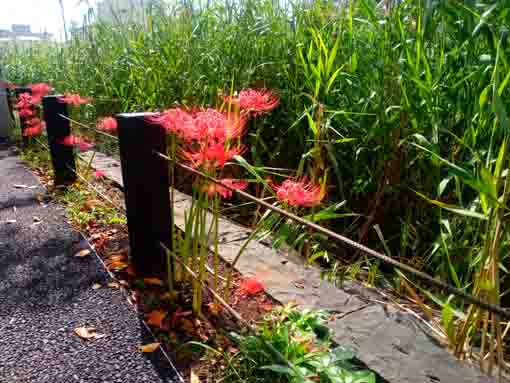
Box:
[182,142,245,170]
[148,107,247,144]
[149,88,278,199]
[16,93,44,137]
[16,93,33,110]
[271,178,323,207]
[96,117,118,132]
[148,107,247,171]
[239,278,264,297]
[18,107,36,118]
[58,135,94,151]
[23,118,46,137]
[29,83,51,104]
[58,93,91,105]
[225,88,279,115]
[202,178,248,199]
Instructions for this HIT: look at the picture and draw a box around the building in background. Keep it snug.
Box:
[0,25,53,48]
[96,0,169,24]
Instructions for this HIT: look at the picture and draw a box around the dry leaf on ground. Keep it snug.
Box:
[92,283,102,290]
[138,342,161,353]
[107,281,120,288]
[143,277,164,286]
[74,249,91,258]
[108,261,128,270]
[74,327,105,340]
[83,199,101,210]
[181,319,195,335]
[190,368,200,383]
[108,254,126,262]
[146,310,167,329]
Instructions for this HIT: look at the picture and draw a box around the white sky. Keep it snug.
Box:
[0,0,98,39]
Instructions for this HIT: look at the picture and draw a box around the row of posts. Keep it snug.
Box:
[6,89,173,277]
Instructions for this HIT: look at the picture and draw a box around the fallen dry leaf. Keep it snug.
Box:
[190,368,200,383]
[74,249,91,258]
[138,342,160,353]
[181,319,195,335]
[92,283,102,290]
[294,282,305,289]
[108,261,128,270]
[208,302,222,316]
[146,310,166,328]
[74,327,104,340]
[108,254,126,262]
[143,277,164,287]
[83,199,101,211]
[107,281,120,288]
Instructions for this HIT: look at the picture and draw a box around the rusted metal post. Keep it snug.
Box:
[116,113,172,276]
[42,95,77,185]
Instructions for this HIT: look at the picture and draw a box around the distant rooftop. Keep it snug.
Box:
[0,24,52,42]
[12,24,31,34]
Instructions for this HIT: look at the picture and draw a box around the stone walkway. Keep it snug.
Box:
[0,143,181,383]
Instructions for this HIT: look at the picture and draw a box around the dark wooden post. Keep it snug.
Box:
[116,113,172,276]
[14,87,32,147]
[42,95,77,185]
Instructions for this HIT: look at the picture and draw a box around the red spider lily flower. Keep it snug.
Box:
[202,178,248,198]
[94,170,105,178]
[96,117,118,132]
[58,93,91,105]
[182,142,245,169]
[58,135,95,151]
[18,108,35,118]
[239,278,264,297]
[26,117,43,126]
[148,107,248,143]
[271,178,323,207]
[78,142,94,151]
[23,119,45,137]
[16,93,33,110]
[23,125,44,137]
[29,83,51,104]
[146,108,194,138]
[226,89,279,115]
[192,108,248,143]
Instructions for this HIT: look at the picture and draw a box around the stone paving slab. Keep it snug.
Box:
[84,151,497,383]
[0,144,181,383]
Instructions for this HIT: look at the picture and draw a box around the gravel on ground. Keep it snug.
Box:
[0,143,181,383]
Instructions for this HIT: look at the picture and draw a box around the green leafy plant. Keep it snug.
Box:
[222,306,375,383]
